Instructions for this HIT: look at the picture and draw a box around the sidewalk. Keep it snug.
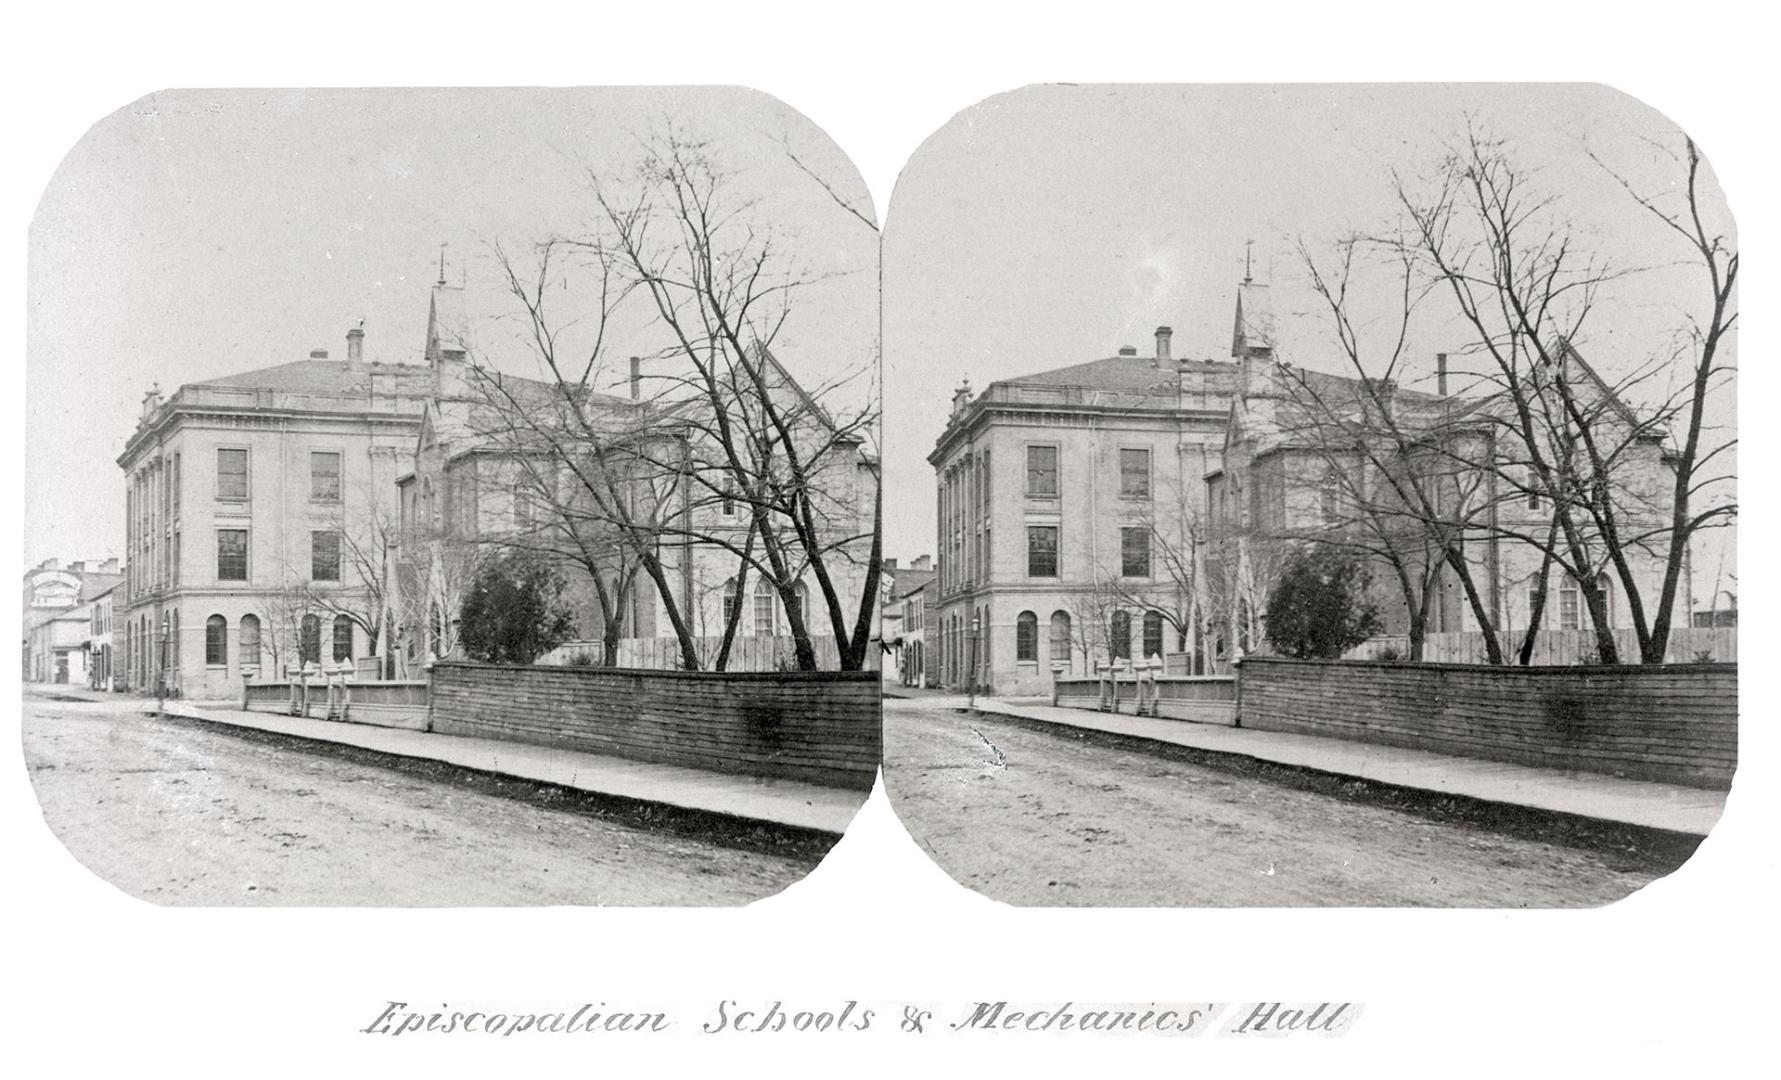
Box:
[147,700,865,836]
[930,695,1727,836]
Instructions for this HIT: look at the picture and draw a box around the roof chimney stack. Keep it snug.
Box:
[1155,325,1173,365]
[1117,345,1138,357]
[630,356,642,400]
[309,348,329,361]
[346,325,365,368]
[1437,352,1449,396]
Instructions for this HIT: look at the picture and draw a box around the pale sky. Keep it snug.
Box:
[882,83,1738,593]
[26,86,879,568]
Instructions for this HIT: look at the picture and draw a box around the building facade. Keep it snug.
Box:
[931,284,1681,692]
[393,285,878,670]
[21,558,124,684]
[929,326,1238,696]
[117,329,429,699]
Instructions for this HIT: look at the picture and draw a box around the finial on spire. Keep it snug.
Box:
[437,242,448,287]
[1244,239,1254,284]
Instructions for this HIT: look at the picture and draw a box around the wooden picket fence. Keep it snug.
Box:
[535,633,845,672]
[1344,627,1736,665]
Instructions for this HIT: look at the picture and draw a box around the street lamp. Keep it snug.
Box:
[156,613,170,714]
[966,611,981,711]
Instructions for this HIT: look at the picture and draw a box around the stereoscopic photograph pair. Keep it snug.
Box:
[21,83,1736,908]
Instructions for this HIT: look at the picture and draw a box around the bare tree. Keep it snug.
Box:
[588,127,882,670]
[1265,235,1508,662]
[1394,128,1736,663]
[296,493,401,677]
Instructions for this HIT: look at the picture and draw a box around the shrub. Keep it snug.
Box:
[1264,547,1384,660]
[457,549,577,665]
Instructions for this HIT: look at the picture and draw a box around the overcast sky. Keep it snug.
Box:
[882,83,1738,589]
[26,86,878,568]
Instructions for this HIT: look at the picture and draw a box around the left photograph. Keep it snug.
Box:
[23,87,883,905]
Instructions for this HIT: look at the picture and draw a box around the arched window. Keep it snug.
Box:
[1049,611,1072,668]
[791,581,808,628]
[1111,610,1132,660]
[1142,610,1164,660]
[722,578,739,626]
[1596,572,1614,628]
[300,614,322,665]
[753,578,777,636]
[239,615,261,668]
[1321,470,1341,525]
[1558,576,1581,631]
[205,614,227,667]
[1237,599,1253,653]
[1015,611,1038,662]
[333,615,354,662]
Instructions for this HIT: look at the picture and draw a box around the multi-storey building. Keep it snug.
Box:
[117,329,430,698]
[395,283,878,669]
[21,558,124,684]
[931,281,1682,692]
[929,325,1238,695]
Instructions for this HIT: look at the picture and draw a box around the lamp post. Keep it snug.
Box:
[155,613,170,715]
[966,611,981,711]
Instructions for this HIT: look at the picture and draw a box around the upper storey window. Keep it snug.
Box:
[1119,448,1151,498]
[216,448,248,500]
[1026,445,1059,496]
[311,452,342,502]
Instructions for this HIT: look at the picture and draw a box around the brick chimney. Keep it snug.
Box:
[309,348,329,361]
[1437,352,1449,396]
[1155,325,1173,365]
[99,558,120,574]
[630,356,642,400]
[1117,346,1138,357]
[912,555,932,571]
[346,325,365,369]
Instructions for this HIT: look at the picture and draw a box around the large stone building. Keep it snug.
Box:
[929,324,1238,696]
[930,282,1681,693]
[394,283,878,670]
[116,329,430,699]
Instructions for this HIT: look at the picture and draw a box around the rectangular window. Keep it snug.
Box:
[310,451,342,502]
[1121,527,1151,578]
[217,529,247,581]
[1119,448,1151,498]
[1026,445,1059,496]
[311,531,342,582]
[1527,467,1541,511]
[1027,525,1059,578]
[217,448,248,500]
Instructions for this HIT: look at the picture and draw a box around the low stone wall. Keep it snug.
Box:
[1054,675,1237,725]
[1237,657,1737,789]
[242,679,431,730]
[429,662,880,791]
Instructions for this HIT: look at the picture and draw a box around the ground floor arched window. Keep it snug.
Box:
[1016,610,1038,662]
[333,615,353,662]
[239,615,261,668]
[205,614,227,667]
[1142,610,1164,660]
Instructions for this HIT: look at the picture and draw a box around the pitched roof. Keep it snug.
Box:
[1004,354,1186,395]
[199,359,432,396]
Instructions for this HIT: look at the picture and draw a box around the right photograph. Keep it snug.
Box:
[879,83,1737,907]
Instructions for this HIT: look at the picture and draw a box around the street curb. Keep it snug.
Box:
[955,703,1715,845]
[146,704,856,842]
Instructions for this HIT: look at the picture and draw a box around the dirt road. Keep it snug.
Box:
[20,692,824,906]
[883,699,1692,907]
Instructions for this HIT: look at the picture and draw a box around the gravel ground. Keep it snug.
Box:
[20,692,828,906]
[882,699,1698,907]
